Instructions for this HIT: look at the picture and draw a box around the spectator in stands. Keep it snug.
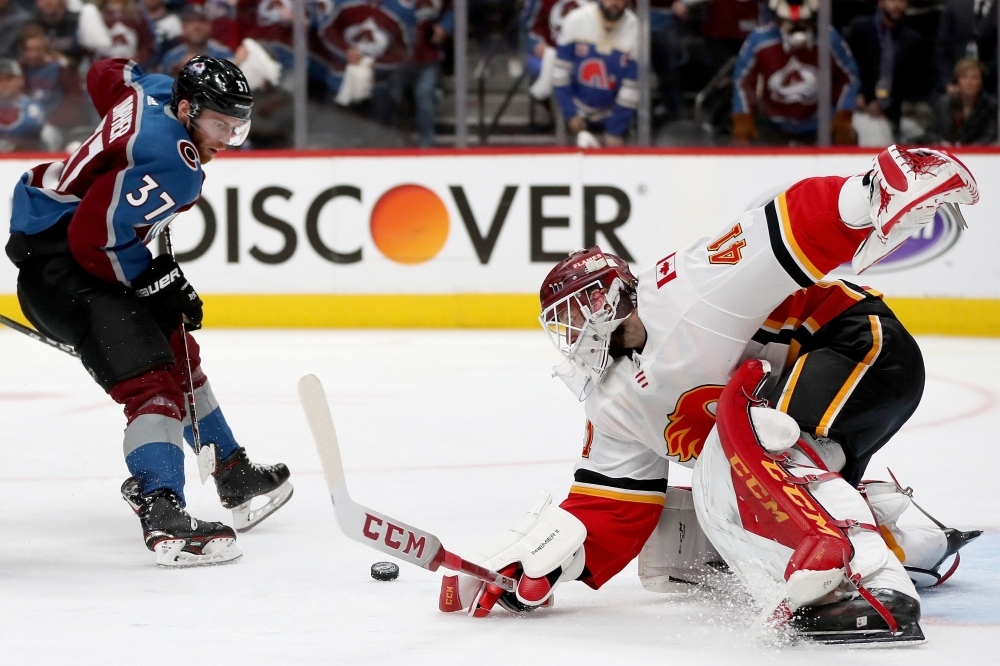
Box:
[31,0,112,66]
[159,4,235,77]
[553,0,639,147]
[731,0,859,145]
[700,0,761,65]
[932,58,998,144]
[1,0,32,60]
[93,0,157,66]
[393,0,453,147]
[522,0,589,99]
[935,0,997,96]
[316,0,416,124]
[204,0,242,52]
[0,58,47,152]
[18,24,88,150]
[236,0,333,98]
[844,0,932,145]
[649,0,690,122]
[234,37,294,148]
[141,0,182,68]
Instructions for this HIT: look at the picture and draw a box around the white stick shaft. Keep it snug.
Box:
[297,374,516,591]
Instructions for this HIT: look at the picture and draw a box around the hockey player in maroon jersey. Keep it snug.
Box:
[439,146,982,644]
[6,56,292,567]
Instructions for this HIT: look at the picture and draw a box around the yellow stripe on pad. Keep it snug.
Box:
[816,315,883,436]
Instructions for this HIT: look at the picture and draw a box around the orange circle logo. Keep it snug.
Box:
[370,185,449,265]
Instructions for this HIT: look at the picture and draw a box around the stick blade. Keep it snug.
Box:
[297,374,445,570]
[298,374,347,496]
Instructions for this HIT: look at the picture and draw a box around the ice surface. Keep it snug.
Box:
[0,329,996,665]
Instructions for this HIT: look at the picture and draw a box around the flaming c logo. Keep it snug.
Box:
[664,385,724,462]
[370,184,450,265]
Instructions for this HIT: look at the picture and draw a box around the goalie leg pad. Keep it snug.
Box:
[693,360,918,614]
[638,487,728,593]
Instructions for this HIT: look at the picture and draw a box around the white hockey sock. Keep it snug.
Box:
[838,174,873,229]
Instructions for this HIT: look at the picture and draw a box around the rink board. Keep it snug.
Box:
[1,148,999,334]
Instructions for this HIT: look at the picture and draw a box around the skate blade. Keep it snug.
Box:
[797,624,926,647]
[154,537,243,568]
[232,482,294,533]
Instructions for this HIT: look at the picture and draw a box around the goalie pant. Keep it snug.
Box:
[555,174,931,593]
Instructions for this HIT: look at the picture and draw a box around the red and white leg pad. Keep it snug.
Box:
[692,360,918,616]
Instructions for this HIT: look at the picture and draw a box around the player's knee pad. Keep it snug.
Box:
[110,370,186,423]
[693,359,917,613]
[113,370,188,501]
[638,487,727,593]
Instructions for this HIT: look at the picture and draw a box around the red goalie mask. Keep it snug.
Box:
[538,247,638,400]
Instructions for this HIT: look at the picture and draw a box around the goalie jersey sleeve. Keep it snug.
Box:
[559,175,874,589]
[560,422,668,589]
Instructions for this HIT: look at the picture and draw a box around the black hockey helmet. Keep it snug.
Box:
[171,55,253,122]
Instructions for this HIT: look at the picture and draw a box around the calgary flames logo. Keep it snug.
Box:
[664,385,724,462]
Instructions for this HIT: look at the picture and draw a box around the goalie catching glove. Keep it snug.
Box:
[133,255,204,331]
[439,492,587,617]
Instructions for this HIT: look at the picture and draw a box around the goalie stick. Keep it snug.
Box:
[297,374,517,593]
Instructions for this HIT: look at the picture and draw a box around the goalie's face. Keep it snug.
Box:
[546,285,611,346]
[540,280,630,401]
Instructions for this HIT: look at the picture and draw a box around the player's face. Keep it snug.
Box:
[183,104,251,161]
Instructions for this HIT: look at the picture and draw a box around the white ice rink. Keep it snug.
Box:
[0,329,997,665]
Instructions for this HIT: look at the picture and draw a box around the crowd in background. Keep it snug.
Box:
[0,0,997,152]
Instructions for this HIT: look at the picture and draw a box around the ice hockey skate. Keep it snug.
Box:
[854,145,979,272]
[790,588,925,645]
[121,477,242,568]
[211,446,293,532]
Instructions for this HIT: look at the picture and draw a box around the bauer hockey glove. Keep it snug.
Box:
[133,255,204,331]
[438,492,587,617]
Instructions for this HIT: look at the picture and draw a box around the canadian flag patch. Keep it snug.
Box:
[656,253,677,288]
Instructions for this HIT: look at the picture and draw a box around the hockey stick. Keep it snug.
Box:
[297,374,517,592]
[0,314,80,358]
[162,230,213,484]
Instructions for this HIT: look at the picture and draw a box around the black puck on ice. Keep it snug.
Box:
[371,561,400,581]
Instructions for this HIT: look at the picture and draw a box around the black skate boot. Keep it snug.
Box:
[790,588,925,645]
[212,446,293,532]
[121,477,242,567]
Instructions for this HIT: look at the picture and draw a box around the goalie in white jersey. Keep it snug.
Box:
[439,146,982,644]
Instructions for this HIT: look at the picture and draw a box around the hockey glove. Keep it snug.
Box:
[438,492,587,617]
[133,255,204,331]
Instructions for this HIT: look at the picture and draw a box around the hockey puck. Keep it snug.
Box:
[371,561,400,581]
